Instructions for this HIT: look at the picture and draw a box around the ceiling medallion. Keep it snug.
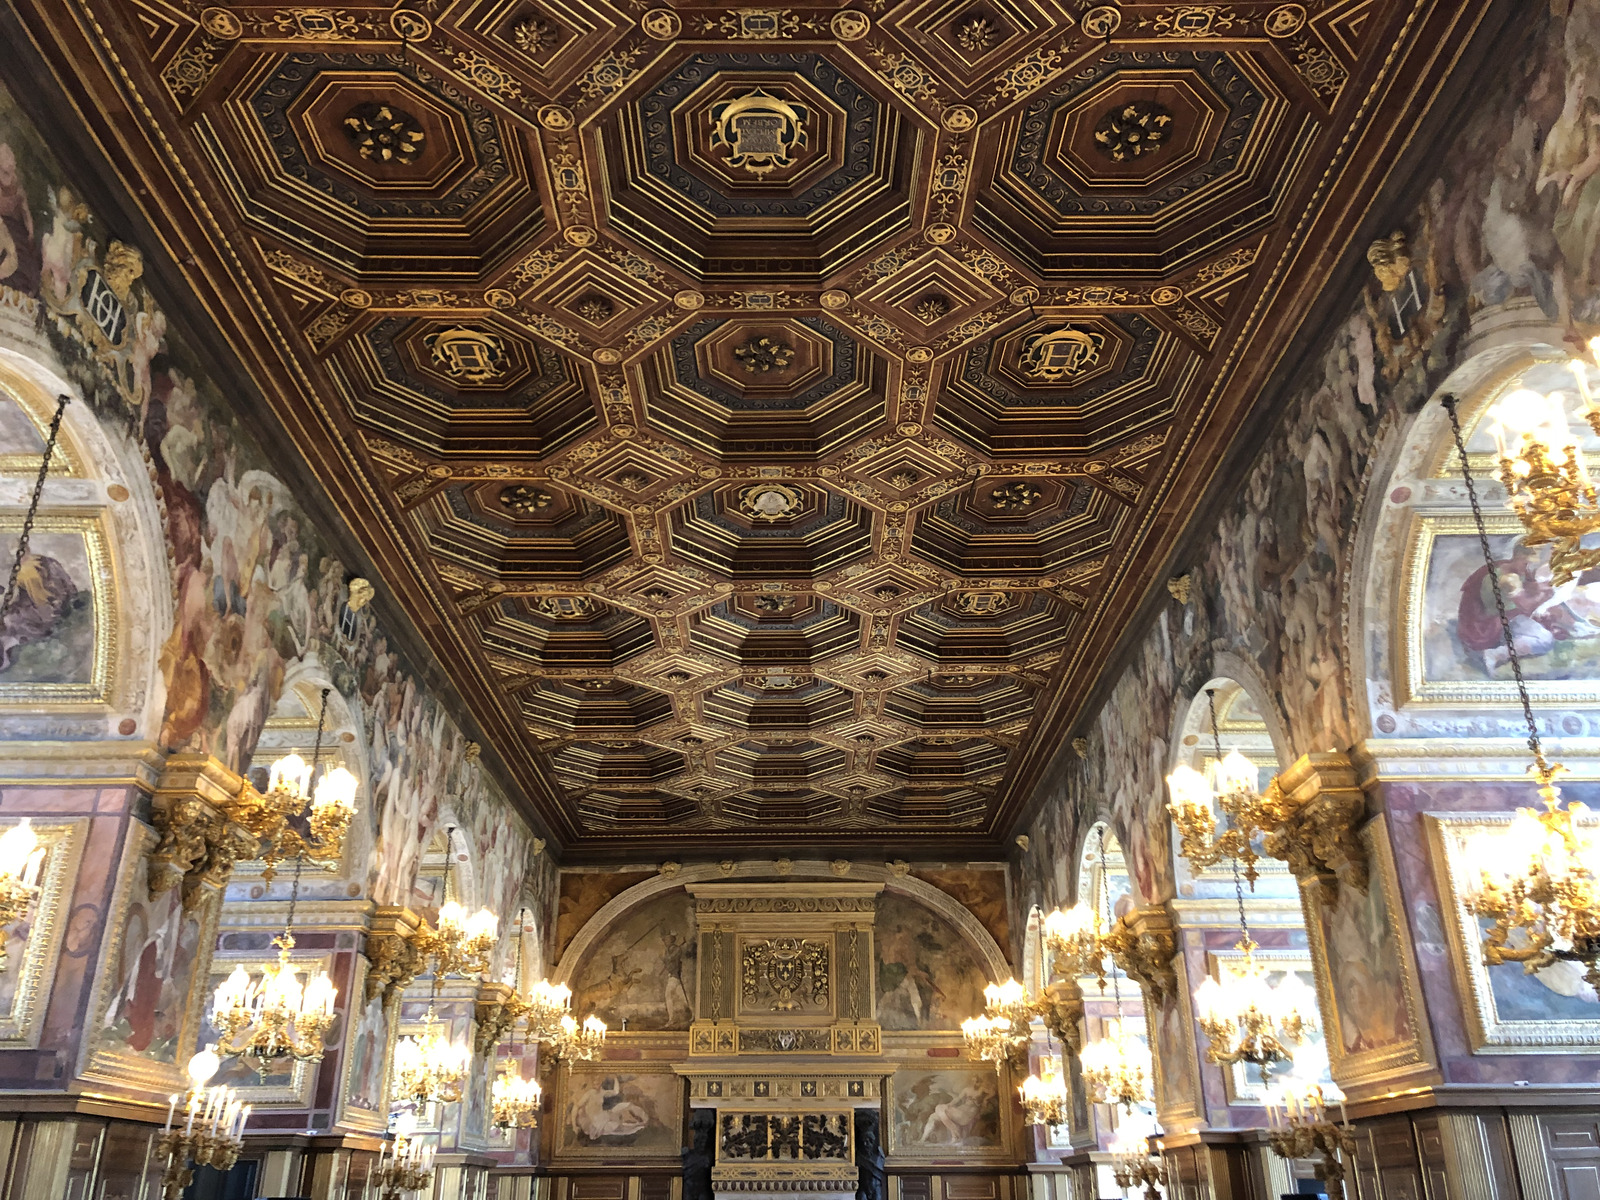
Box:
[750,671,813,690]
[425,327,506,384]
[952,590,1016,616]
[1092,101,1174,162]
[955,14,1000,51]
[830,10,870,39]
[1081,5,1122,38]
[733,336,796,373]
[531,595,599,619]
[501,485,555,514]
[1265,4,1307,37]
[990,481,1043,511]
[1018,325,1106,382]
[739,483,804,521]
[709,89,809,176]
[342,103,427,164]
[754,594,796,613]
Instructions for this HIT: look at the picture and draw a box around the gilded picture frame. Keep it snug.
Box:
[0,818,86,1047]
[78,823,220,1092]
[884,1065,1011,1164]
[200,947,330,1104]
[1302,815,1435,1092]
[1398,512,1600,707]
[554,1064,687,1163]
[0,513,116,707]
[335,956,398,1133]
[1426,812,1600,1052]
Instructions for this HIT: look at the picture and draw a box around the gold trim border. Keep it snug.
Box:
[0,819,86,1047]
[0,513,116,707]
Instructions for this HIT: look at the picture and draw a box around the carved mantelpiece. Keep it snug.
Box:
[686,883,883,1058]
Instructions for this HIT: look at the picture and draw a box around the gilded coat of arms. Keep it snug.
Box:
[1018,325,1106,382]
[709,89,809,176]
[742,937,829,1011]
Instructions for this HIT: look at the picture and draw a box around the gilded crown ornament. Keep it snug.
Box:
[1444,392,1600,994]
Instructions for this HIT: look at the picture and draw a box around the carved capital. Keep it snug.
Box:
[474,980,529,1055]
[147,755,253,907]
[1106,905,1179,1006]
[365,906,426,1003]
[1263,751,1368,902]
[1037,977,1084,1054]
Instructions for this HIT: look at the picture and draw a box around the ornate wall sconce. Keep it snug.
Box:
[148,690,357,905]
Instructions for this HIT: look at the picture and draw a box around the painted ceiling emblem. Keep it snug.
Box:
[709,89,808,176]
[1081,6,1121,38]
[425,327,506,384]
[1093,101,1173,162]
[1264,4,1306,37]
[1018,325,1106,381]
[531,595,599,619]
[739,483,804,521]
[500,485,554,514]
[952,590,1016,616]
[343,103,426,164]
[733,336,795,373]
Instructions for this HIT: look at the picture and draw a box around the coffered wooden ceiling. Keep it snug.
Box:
[7,0,1499,856]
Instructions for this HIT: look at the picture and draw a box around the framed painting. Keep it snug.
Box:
[198,947,330,1104]
[0,818,85,1046]
[1427,813,1600,1052]
[1304,815,1434,1091]
[80,825,219,1091]
[335,956,397,1132]
[554,1067,685,1162]
[0,514,114,706]
[1400,513,1600,707]
[885,1066,1008,1163]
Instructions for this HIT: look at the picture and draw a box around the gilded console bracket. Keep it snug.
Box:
[365,906,426,1003]
[1106,905,1179,1006]
[147,755,257,908]
[474,980,530,1055]
[1038,977,1085,1054]
[1262,752,1368,903]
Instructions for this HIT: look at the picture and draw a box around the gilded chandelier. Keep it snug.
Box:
[1265,1047,1354,1200]
[492,1058,543,1130]
[210,710,340,1075]
[1484,340,1600,586]
[543,1013,608,1068]
[158,1048,250,1200]
[524,978,574,1039]
[1072,829,1153,1111]
[375,1111,435,1200]
[1165,690,1288,888]
[393,1005,472,1104]
[408,827,499,980]
[1109,1112,1165,1200]
[243,689,358,882]
[1017,1054,1069,1127]
[1445,393,1600,992]
[0,818,44,965]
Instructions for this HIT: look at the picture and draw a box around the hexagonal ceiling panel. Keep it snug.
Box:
[24,0,1499,854]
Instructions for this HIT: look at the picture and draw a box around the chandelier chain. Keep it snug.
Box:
[283,688,331,941]
[1443,394,1547,773]
[1,394,67,621]
[1206,688,1252,941]
[1099,826,1124,1014]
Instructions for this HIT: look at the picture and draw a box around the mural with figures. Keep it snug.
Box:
[889,1068,1003,1155]
[0,76,550,938]
[568,891,697,1031]
[874,891,989,1031]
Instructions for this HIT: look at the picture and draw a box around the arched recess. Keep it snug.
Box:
[1357,336,1600,742]
[0,348,170,743]
[553,859,1012,988]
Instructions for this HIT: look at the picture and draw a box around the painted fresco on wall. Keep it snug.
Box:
[888,1068,1002,1155]
[0,528,94,683]
[874,891,989,1032]
[0,80,546,928]
[557,1070,683,1158]
[556,870,652,961]
[569,891,696,1031]
[1414,523,1600,688]
[1317,868,1413,1057]
[99,886,206,1064]
[338,971,395,1126]
[913,867,1010,957]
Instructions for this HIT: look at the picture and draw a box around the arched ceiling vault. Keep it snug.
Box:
[4,0,1505,856]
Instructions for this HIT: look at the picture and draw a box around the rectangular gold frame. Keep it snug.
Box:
[1399,512,1600,707]
[1303,814,1435,1091]
[0,513,115,707]
[78,823,219,1091]
[202,947,330,1104]
[1426,812,1600,1052]
[0,819,86,1046]
[554,1064,687,1163]
[883,1065,1013,1164]
[335,955,398,1132]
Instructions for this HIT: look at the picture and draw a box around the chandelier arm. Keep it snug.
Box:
[0,394,67,621]
[1442,394,1549,775]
